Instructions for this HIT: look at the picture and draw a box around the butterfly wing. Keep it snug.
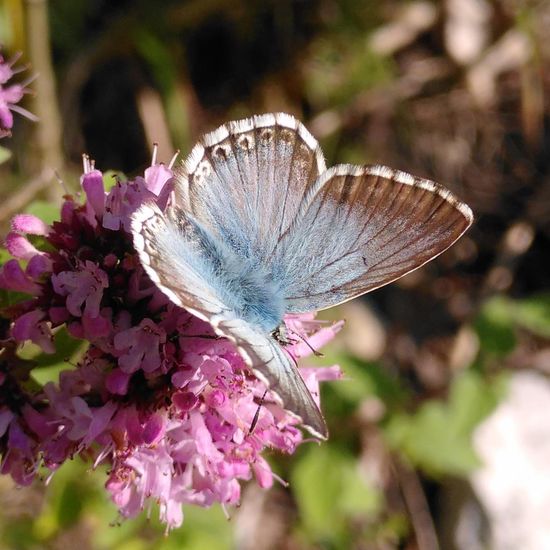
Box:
[214,316,327,439]
[278,164,473,313]
[175,112,326,262]
[131,203,327,439]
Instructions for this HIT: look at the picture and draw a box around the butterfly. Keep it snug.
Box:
[131,113,473,439]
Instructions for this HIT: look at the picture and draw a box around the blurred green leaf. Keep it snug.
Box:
[134,29,177,93]
[0,288,31,309]
[25,200,60,225]
[292,445,381,543]
[0,145,12,164]
[474,296,516,356]
[23,327,84,386]
[336,355,405,408]
[103,170,127,191]
[474,294,550,356]
[514,293,550,338]
[385,371,506,476]
[0,246,11,264]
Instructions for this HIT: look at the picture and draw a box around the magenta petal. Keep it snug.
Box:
[0,259,40,294]
[0,104,14,132]
[142,413,165,445]
[144,164,173,196]
[82,401,117,446]
[60,200,76,224]
[106,369,131,395]
[125,408,144,445]
[3,84,24,104]
[49,306,70,324]
[302,364,343,382]
[26,254,52,278]
[205,389,226,408]
[252,457,273,489]
[0,409,14,438]
[22,405,55,438]
[52,264,108,318]
[82,312,111,338]
[81,169,105,217]
[67,321,84,339]
[12,310,55,353]
[5,232,40,260]
[11,213,49,235]
[172,391,199,411]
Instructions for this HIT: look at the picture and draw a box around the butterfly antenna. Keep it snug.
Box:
[169,149,180,169]
[289,329,324,357]
[248,390,268,435]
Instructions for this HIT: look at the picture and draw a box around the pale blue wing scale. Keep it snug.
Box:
[131,203,327,439]
[279,164,474,313]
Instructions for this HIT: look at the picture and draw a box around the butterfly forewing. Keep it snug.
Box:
[280,164,473,313]
[176,113,326,262]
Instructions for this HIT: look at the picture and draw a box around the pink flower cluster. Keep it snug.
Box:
[0,51,37,138]
[0,153,342,528]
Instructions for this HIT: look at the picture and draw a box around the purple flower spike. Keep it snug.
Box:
[52,262,109,318]
[0,147,343,530]
[0,52,36,138]
[105,369,131,395]
[114,319,166,373]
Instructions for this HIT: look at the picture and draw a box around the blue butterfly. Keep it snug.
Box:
[131,113,473,439]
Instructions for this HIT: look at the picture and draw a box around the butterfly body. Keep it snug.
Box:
[158,207,286,332]
[131,113,473,439]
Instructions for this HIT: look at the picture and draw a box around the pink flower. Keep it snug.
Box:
[52,262,109,318]
[12,310,54,353]
[0,52,37,138]
[114,318,166,373]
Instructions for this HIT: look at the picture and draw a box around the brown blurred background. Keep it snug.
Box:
[1,1,550,549]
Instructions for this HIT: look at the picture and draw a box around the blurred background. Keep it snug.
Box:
[1,0,550,548]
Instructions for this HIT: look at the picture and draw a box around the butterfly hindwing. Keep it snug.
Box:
[279,164,473,313]
[215,317,327,438]
[131,202,327,438]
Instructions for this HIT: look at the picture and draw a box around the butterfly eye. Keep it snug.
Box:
[279,128,294,143]
[213,145,230,160]
[236,134,254,151]
[194,160,212,183]
[259,128,273,142]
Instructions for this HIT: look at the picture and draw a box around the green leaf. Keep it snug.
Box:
[103,169,127,191]
[25,200,60,225]
[292,446,381,542]
[474,296,516,356]
[385,371,506,476]
[0,145,12,164]
[514,293,550,338]
[26,327,85,386]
